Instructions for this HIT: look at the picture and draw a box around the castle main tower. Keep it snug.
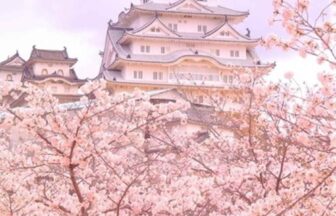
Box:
[99,0,273,106]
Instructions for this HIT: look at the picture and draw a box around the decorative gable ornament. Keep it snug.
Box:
[168,0,212,13]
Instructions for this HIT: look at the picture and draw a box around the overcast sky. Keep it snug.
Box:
[0,0,330,81]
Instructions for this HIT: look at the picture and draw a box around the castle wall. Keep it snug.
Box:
[32,62,71,77]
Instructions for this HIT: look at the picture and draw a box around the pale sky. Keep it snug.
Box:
[0,0,330,81]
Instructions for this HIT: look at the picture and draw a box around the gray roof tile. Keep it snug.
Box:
[134,0,249,17]
[28,46,78,66]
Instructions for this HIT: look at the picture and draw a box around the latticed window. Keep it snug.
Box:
[198,25,207,33]
[223,75,228,83]
[202,25,207,33]
[230,50,240,57]
[134,71,143,79]
[153,72,163,80]
[229,75,234,83]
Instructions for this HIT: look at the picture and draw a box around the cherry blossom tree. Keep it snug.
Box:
[264,0,336,67]
[1,1,336,215]
[0,82,200,215]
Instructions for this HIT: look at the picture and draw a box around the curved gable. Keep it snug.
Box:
[132,17,181,37]
[204,22,259,43]
[0,53,25,67]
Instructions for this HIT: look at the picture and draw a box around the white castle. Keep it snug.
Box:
[98,0,273,105]
[1,0,273,107]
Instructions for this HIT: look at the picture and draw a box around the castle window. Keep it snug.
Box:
[230,50,240,58]
[169,23,178,31]
[133,71,143,79]
[198,95,204,104]
[155,28,160,32]
[229,75,234,83]
[153,72,163,80]
[57,69,64,76]
[220,31,230,36]
[42,69,48,75]
[161,47,166,54]
[146,45,150,53]
[173,24,178,31]
[6,74,13,81]
[140,45,145,53]
[150,27,155,32]
[202,25,207,33]
[215,49,220,56]
[198,25,207,33]
[223,75,228,83]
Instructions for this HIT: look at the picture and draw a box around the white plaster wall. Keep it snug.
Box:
[129,40,247,59]
[38,81,79,95]
[0,71,22,83]
[122,64,169,82]
[171,123,206,137]
[121,61,239,83]
[32,63,71,77]
[160,14,223,34]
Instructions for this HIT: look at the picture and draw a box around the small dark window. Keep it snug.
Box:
[57,69,64,76]
[6,74,13,81]
[42,69,48,75]
[202,25,207,33]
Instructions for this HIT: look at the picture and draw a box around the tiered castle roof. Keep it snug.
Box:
[116,0,249,26]
[26,46,78,66]
[22,46,84,84]
[99,0,273,82]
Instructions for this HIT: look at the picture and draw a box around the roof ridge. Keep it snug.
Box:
[132,0,248,17]
[203,21,260,41]
[166,0,213,13]
[0,52,26,66]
